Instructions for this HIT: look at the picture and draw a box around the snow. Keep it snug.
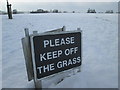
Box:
[2,13,118,88]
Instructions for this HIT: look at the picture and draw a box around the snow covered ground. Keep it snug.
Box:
[2,13,118,88]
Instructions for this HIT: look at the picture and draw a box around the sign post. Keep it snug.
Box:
[22,26,82,88]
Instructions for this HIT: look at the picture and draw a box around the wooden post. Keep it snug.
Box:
[7,0,10,19]
[9,4,12,19]
[24,28,29,37]
[6,0,12,19]
[22,28,34,81]
[32,31,42,89]
[23,29,41,89]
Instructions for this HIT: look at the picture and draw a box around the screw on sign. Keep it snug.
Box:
[31,31,82,79]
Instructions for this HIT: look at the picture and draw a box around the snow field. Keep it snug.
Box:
[2,13,118,88]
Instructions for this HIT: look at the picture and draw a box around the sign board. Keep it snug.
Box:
[31,31,82,79]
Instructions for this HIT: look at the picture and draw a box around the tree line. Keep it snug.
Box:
[0,8,119,15]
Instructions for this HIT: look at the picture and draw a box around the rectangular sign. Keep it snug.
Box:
[31,32,82,79]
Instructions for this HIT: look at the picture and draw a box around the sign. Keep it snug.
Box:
[31,32,82,79]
